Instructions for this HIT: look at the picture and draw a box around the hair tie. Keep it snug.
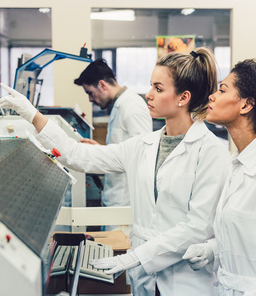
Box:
[190,51,199,58]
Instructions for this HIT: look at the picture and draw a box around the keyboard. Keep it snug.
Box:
[50,240,114,284]
[70,240,114,284]
[51,245,73,275]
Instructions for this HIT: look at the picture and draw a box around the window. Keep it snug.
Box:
[116,47,157,94]
[214,46,231,83]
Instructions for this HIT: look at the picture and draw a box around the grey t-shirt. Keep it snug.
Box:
[154,131,185,201]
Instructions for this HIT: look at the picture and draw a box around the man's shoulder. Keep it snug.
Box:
[119,88,147,108]
[121,88,143,100]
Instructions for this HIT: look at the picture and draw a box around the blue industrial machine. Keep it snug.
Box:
[13,48,93,139]
[11,48,103,210]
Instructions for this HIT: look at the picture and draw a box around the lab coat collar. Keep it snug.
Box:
[183,120,208,142]
[141,126,163,145]
[233,138,256,176]
[108,88,129,126]
[141,120,208,145]
[112,87,128,108]
[220,140,256,204]
[141,120,207,190]
[217,140,256,210]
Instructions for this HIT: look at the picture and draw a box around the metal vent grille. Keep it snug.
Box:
[0,138,71,257]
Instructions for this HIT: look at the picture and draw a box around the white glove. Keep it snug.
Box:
[91,251,140,275]
[182,242,214,271]
[0,83,37,123]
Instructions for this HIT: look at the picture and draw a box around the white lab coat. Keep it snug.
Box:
[103,87,152,208]
[210,138,256,296]
[36,119,231,296]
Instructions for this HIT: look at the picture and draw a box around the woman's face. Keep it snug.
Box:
[145,65,181,119]
[206,73,243,127]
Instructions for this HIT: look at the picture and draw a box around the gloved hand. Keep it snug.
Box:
[91,251,140,275]
[0,83,37,123]
[182,242,214,271]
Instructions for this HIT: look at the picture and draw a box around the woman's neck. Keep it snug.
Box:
[227,122,256,154]
[165,115,194,136]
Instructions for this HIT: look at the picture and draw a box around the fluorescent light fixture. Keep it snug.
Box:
[91,9,135,21]
[39,8,50,13]
[181,8,195,16]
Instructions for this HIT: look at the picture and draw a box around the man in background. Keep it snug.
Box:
[74,58,152,230]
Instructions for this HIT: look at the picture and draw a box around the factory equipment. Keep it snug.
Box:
[13,48,92,103]
[0,48,100,229]
[0,114,91,233]
[0,137,73,296]
[11,48,94,139]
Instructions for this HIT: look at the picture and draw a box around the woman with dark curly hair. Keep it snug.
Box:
[183,59,256,296]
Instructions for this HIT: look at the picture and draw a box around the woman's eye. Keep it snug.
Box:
[156,87,162,92]
[219,89,224,93]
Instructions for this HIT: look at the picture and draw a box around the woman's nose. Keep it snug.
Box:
[145,90,152,101]
[208,93,215,102]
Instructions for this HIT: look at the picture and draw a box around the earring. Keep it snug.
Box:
[178,103,181,107]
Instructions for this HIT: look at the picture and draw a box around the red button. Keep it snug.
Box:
[51,148,61,158]
[6,235,11,242]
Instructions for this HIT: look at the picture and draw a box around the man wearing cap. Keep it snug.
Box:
[74,58,152,230]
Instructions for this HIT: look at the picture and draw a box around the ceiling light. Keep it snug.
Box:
[91,10,135,21]
[181,8,195,16]
[39,8,50,14]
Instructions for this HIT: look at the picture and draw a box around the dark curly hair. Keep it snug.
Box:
[231,59,256,133]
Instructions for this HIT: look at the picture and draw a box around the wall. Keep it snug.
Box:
[0,0,93,122]
[1,0,256,125]
[6,9,51,44]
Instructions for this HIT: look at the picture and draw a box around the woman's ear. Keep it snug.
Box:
[240,97,255,115]
[179,91,191,107]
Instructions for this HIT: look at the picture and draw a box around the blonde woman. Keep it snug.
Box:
[0,47,231,296]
